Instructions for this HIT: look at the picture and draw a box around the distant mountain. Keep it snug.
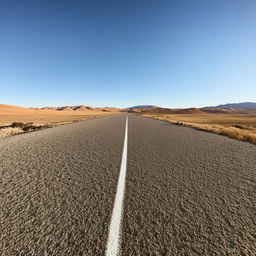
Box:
[128,105,157,109]
[126,105,256,115]
[213,102,256,110]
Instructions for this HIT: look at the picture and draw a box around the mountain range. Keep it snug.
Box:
[214,102,256,110]
[129,102,256,111]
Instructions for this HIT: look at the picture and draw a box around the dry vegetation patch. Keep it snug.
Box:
[0,127,24,138]
[0,120,95,138]
[141,113,256,144]
[0,122,48,138]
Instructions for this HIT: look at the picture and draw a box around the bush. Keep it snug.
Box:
[11,122,34,131]
[233,124,244,129]
[11,122,25,128]
[22,125,34,132]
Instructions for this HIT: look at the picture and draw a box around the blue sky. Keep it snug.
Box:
[1,0,255,108]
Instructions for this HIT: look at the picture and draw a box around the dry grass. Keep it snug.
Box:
[0,119,101,139]
[0,127,24,138]
[141,113,256,144]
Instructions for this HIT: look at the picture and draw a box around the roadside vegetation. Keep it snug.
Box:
[141,114,256,145]
[0,119,95,139]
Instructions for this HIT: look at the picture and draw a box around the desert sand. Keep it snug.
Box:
[0,104,121,125]
[0,104,122,138]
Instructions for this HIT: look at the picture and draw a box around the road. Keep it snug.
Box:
[1,114,256,255]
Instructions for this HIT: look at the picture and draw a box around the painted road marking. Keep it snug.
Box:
[105,116,128,256]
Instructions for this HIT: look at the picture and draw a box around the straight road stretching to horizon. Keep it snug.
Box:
[1,115,256,255]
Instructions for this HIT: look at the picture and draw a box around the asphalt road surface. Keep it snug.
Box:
[1,115,256,255]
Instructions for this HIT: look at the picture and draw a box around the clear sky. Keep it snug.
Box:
[1,0,255,108]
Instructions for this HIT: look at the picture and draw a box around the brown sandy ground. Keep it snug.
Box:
[139,113,256,144]
[0,104,121,138]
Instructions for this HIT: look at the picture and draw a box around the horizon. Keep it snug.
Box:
[2,101,256,110]
[1,0,256,108]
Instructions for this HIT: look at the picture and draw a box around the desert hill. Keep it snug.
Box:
[201,107,254,114]
[128,105,158,109]
[175,108,206,114]
[127,107,176,114]
[214,102,256,110]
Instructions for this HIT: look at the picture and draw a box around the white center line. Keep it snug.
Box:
[105,116,128,256]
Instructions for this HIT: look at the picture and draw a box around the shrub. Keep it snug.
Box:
[11,122,35,131]
[11,122,25,128]
[22,125,34,132]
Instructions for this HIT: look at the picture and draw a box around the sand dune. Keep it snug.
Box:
[0,104,27,110]
[73,105,93,111]
[96,107,123,112]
